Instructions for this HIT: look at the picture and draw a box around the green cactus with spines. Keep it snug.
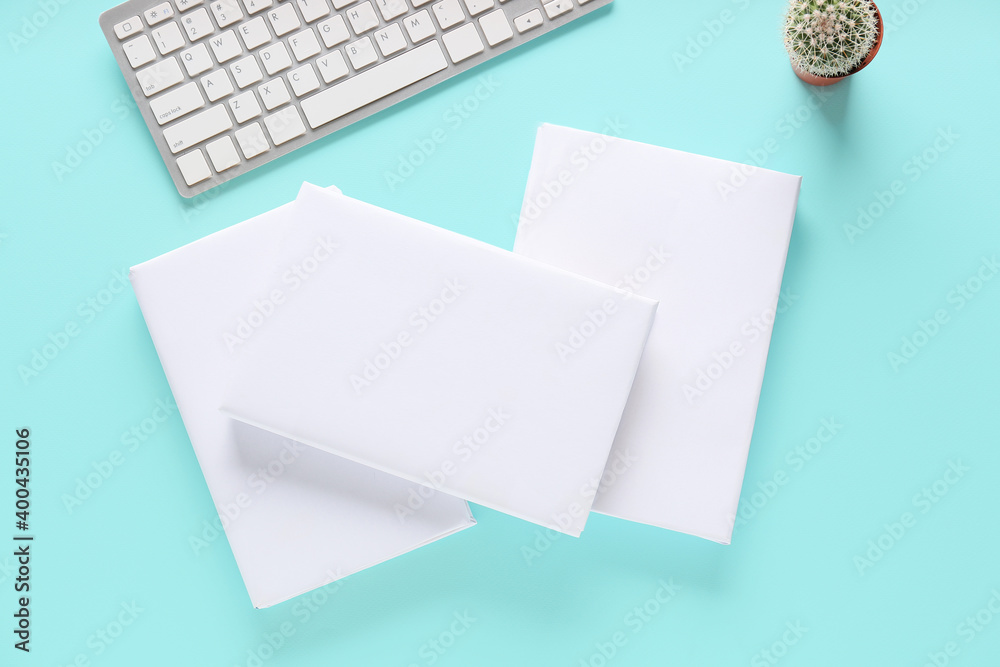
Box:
[783,0,879,77]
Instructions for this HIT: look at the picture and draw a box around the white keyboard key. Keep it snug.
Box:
[258,78,291,109]
[462,0,493,17]
[201,68,235,100]
[442,22,482,63]
[374,23,406,57]
[543,0,572,19]
[180,43,213,76]
[210,0,244,27]
[209,30,242,62]
[176,149,213,185]
[136,57,184,97]
[229,90,262,122]
[374,0,407,21]
[301,41,447,129]
[237,15,271,49]
[289,28,321,61]
[267,3,300,36]
[288,63,320,95]
[346,36,378,70]
[432,0,465,30]
[150,82,206,125]
[242,0,272,15]
[151,21,185,54]
[235,122,269,158]
[259,42,292,74]
[296,0,330,22]
[105,0,608,196]
[114,16,142,39]
[513,9,542,33]
[403,10,435,43]
[478,8,511,46]
[145,3,176,25]
[318,15,350,47]
[346,2,379,34]
[201,71,235,99]
[231,55,263,87]
[163,105,232,154]
[206,135,240,171]
[123,35,156,68]
[264,106,307,145]
[316,50,349,83]
[181,8,214,40]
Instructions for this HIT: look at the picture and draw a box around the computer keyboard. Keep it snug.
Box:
[99,0,613,197]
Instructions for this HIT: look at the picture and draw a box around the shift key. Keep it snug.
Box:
[163,105,233,154]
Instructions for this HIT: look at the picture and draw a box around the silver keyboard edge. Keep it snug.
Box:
[98,0,614,198]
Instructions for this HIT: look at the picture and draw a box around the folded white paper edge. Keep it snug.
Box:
[130,189,476,608]
[514,124,802,544]
[220,183,659,537]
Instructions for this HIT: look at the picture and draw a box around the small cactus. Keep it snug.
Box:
[783,0,879,78]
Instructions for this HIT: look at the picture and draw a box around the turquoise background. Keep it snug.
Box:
[2,0,999,665]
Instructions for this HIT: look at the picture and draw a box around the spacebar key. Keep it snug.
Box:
[300,41,448,130]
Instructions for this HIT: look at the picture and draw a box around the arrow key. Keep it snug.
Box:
[514,9,542,33]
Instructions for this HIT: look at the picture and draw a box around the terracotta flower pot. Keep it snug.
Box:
[791,2,884,86]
